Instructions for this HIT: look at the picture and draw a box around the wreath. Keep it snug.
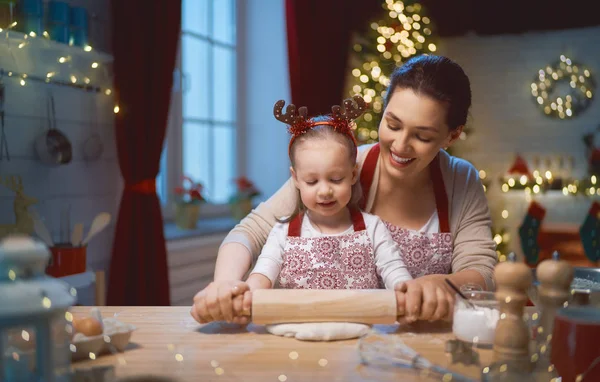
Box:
[530,55,595,119]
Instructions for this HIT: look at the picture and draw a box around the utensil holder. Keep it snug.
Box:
[46,243,86,277]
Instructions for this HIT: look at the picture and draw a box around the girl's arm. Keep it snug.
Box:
[245,221,288,289]
[246,273,272,290]
[368,214,413,289]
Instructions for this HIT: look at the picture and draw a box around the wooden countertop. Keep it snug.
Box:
[70,306,535,382]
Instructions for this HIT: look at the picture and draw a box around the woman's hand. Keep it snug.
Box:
[394,275,455,322]
[190,280,251,324]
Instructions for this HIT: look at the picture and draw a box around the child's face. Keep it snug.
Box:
[291,139,357,219]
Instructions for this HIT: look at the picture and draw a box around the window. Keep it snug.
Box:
[159,0,238,216]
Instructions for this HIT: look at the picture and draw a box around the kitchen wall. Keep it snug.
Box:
[438,26,600,256]
[0,0,119,275]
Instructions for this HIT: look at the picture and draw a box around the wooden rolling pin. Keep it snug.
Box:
[241,289,398,325]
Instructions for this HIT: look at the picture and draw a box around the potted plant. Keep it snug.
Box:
[173,176,205,230]
[229,177,260,221]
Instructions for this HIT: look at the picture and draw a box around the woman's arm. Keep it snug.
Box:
[450,159,498,290]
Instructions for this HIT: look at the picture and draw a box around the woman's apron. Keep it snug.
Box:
[359,143,453,278]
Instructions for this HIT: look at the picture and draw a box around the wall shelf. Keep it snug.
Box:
[0,30,113,92]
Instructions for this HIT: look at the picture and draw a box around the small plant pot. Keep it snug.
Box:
[230,198,253,221]
[175,203,201,230]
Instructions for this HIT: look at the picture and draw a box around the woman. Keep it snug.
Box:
[192,54,497,325]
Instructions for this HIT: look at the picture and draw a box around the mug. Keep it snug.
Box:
[551,306,600,382]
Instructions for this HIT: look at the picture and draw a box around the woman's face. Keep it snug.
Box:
[378,88,462,183]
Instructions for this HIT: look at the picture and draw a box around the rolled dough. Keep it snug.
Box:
[265,322,371,341]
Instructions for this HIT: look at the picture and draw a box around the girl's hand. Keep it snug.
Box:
[394,275,455,322]
[190,280,250,324]
[231,290,253,325]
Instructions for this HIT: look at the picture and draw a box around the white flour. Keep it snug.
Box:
[452,306,500,345]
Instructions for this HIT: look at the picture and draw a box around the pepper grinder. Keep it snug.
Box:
[531,250,573,380]
[492,252,533,372]
[535,250,573,345]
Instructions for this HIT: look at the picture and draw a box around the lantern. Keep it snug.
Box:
[0,234,76,381]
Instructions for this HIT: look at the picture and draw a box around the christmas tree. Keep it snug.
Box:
[346,0,438,144]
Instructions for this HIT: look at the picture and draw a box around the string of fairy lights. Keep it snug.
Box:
[478,166,598,262]
[0,21,119,114]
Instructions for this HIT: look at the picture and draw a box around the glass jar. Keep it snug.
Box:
[452,291,499,347]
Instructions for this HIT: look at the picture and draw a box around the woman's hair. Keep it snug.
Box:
[384,54,472,130]
[278,117,362,223]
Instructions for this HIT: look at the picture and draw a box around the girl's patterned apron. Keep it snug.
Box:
[277,209,381,289]
[359,143,453,278]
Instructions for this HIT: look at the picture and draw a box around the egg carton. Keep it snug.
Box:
[71,316,136,361]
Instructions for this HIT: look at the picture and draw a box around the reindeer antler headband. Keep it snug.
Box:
[273,95,368,156]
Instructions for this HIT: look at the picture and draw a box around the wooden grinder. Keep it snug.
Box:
[492,253,533,371]
[535,250,573,346]
[246,289,399,325]
[531,251,573,380]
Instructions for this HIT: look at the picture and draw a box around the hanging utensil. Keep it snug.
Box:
[35,91,72,165]
[82,95,104,161]
[0,74,9,161]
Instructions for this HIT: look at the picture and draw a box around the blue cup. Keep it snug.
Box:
[70,6,88,29]
[20,0,43,16]
[70,27,87,46]
[48,1,70,24]
[22,14,43,35]
[50,23,69,43]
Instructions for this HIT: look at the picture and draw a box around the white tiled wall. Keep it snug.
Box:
[438,26,600,255]
[0,0,118,274]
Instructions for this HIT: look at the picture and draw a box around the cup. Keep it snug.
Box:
[551,306,600,382]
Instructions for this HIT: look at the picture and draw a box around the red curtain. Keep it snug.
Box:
[107,1,181,305]
[285,0,381,115]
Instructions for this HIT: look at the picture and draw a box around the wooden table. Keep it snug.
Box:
[71,307,533,382]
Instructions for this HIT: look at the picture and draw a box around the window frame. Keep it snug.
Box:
[160,0,243,221]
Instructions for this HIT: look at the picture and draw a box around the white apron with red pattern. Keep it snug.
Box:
[359,143,453,278]
[277,209,381,289]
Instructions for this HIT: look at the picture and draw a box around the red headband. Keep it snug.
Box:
[273,95,367,156]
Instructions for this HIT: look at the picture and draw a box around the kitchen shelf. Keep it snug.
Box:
[0,30,113,92]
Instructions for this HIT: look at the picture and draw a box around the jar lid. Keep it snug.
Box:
[0,234,49,280]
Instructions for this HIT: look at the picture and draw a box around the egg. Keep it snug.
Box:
[72,317,103,336]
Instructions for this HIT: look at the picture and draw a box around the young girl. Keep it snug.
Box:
[192,96,412,324]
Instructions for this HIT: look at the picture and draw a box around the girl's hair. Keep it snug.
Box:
[278,117,362,223]
[384,54,472,130]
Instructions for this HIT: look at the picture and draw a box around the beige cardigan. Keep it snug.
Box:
[222,144,498,289]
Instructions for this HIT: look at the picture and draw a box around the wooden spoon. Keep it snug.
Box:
[82,213,111,246]
[71,223,84,247]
